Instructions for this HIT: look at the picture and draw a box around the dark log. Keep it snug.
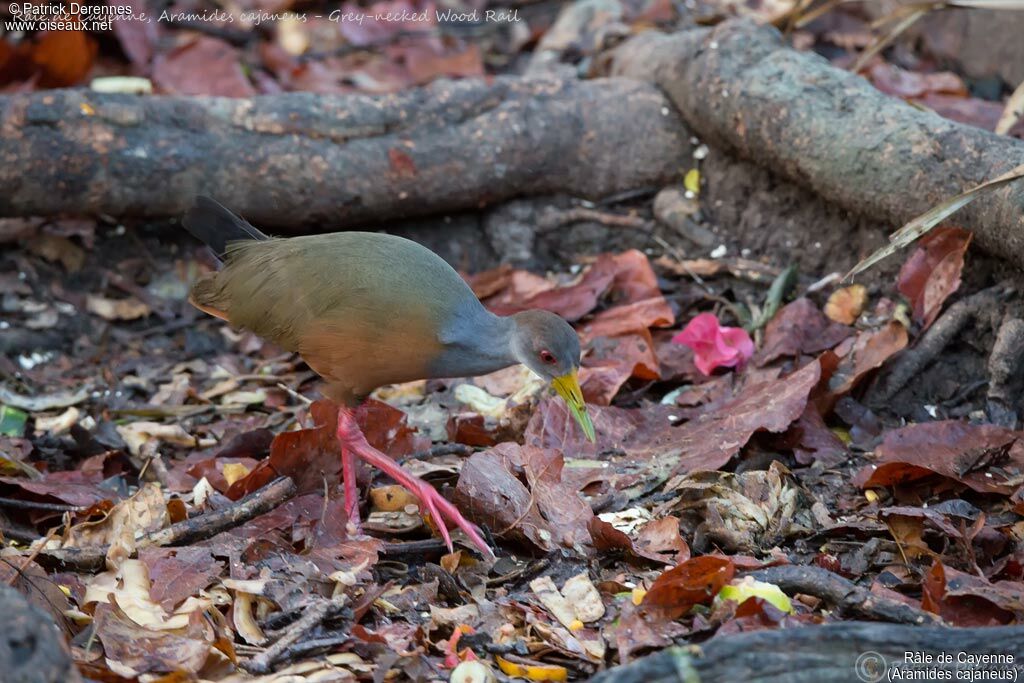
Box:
[744,565,940,625]
[0,77,688,230]
[607,19,1024,266]
[589,622,1024,683]
[0,585,79,683]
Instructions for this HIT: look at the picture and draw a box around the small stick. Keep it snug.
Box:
[537,206,654,232]
[873,285,1007,402]
[0,497,86,513]
[7,526,59,585]
[35,477,297,572]
[276,383,312,406]
[245,595,348,674]
[397,443,474,465]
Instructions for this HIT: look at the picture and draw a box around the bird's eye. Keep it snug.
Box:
[539,350,557,365]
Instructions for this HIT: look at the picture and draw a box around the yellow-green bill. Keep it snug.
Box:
[551,368,596,442]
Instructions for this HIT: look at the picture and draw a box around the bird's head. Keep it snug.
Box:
[510,310,595,442]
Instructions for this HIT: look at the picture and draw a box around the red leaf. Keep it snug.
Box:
[826,321,908,398]
[588,516,690,565]
[580,331,660,405]
[640,556,735,620]
[897,226,972,329]
[139,547,224,611]
[854,421,1024,495]
[152,37,255,97]
[922,560,945,614]
[454,443,593,551]
[668,358,821,477]
[754,298,853,366]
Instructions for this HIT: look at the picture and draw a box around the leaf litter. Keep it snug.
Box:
[1,2,1022,674]
[2,141,1024,682]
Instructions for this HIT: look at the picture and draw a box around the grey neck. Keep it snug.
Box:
[430,309,519,378]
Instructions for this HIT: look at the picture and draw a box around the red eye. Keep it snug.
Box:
[540,350,557,365]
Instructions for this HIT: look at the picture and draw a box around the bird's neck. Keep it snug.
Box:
[431,310,518,378]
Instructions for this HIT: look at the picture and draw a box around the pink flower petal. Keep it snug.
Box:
[671,313,754,376]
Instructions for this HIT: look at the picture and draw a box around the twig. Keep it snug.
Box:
[34,477,297,572]
[245,595,348,674]
[537,206,654,232]
[0,385,90,412]
[7,526,59,586]
[165,17,258,46]
[0,497,85,513]
[986,317,1024,427]
[744,565,941,625]
[276,383,312,406]
[276,632,351,662]
[379,538,449,560]
[396,443,474,465]
[872,285,1008,402]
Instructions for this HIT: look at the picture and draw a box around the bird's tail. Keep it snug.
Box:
[182,196,268,259]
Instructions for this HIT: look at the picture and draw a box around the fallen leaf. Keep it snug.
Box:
[454,443,593,551]
[755,298,853,365]
[826,321,908,398]
[825,284,868,324]
[855,420,1024,495]
[668,359,821,477]
[86,294,151,321]
[562,573,605,623]
[152,36,255,97]
[530,576,577,629]
[580,332,660,405]
[31,30,97,87]
[897,226,972,329]
[139,546,225,611]
[94,600,211,676]
[84,559,209,630]
[716,576,794,614]
[640,556,736,621]
[665,462,822,552]
[63,482,168,569]
[117,421,196,457]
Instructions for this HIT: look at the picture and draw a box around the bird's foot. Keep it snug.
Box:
[336,408,493,558]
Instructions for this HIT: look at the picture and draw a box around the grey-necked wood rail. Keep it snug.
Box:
[183,197,594,556]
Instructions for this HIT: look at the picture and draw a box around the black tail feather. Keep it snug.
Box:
[182,196,268,258]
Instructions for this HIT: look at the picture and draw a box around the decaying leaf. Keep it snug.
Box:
[664,462,823,552]
[454,443,593,551]
[896,226,972,329]
[117,421,198,457]
[855,420,1024,495]
[86,294,151,321]
[640,556,736,621]
[755,298,852,365]
[668,358,821,476]
[62,482,168,569]
[94,600,212,677]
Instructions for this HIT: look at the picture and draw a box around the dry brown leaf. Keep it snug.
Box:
[86,294,151,321]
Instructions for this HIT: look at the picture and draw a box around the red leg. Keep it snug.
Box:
[335,406,492,557]
[340,445,360,525]
[339,405,368,529]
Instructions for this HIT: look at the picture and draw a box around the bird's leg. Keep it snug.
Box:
[334,406,492,557]
[339,405,365,529]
